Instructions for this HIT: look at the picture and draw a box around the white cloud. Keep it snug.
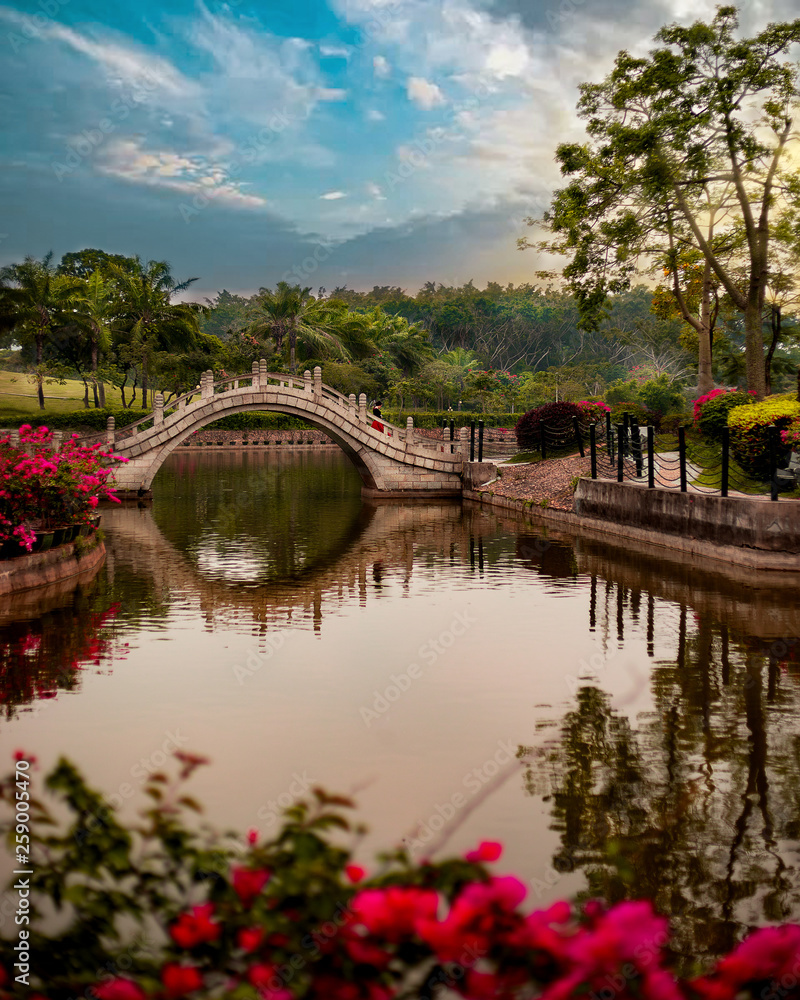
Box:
[320,190,347,199]
[366,181,386,199]
[366,108,386,121]
[373,55,391,77]
[97,137,267,209]
[407,76,445,108]
[320,43,352,58]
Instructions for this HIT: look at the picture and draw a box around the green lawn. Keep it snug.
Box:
[0,370,128,412]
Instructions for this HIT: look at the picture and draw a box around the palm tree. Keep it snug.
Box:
[107,258,201,408]
[71,272,115,407]
[248,284,368,374]
[367,309,433,374]
[0,253,84,408]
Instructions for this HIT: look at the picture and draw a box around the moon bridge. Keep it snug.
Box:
[88,364,468,498]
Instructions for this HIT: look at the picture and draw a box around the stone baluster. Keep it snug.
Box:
[348,393,356,417]
[178,395,185,410]
[304,370,312,393]
[250,361,259,390]
[259,359,268,386]
[314,366,322,397]
[153,392,164,426]
[459,425,470,458]
[406,417,415,446]
[106,416,115,448]
[52,431,63,451]
[358,393,367,422]
[201,370,213,399]
[9,430,20,449]
[233,379,239,390]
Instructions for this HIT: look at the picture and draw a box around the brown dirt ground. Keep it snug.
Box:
[478,454,594,512]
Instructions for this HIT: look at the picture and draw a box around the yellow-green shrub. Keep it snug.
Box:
[728,395,800,476]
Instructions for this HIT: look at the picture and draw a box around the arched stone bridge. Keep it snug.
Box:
[92,363,466,498]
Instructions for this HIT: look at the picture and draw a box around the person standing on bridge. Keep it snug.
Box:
[371,401,384,433]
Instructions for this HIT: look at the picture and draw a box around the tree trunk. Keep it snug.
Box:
[764,306,781,397]
[98,381,106,408]
[36,332,44,410]
[745,287,767,399]
[91,341,103,408]
[141,361,149,409]
[82,379,90,408]
[697,266,714,395]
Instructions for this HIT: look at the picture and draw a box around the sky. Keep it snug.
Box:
[0,0,796,299]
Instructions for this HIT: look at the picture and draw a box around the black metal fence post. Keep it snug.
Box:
[449,419,455,454]
[590,423,597,478]
[769,424,778,501]
[678,427,687,492]
[622,412,630,456]
[605,410,612,445]
[647,425,654,488]
[617,424,625,482]
[572,416,585,458]
[470,420,475,462]
[478,420,484,462]
[632,422,643,477]
[540,422,547,461]
[721,426,729,497]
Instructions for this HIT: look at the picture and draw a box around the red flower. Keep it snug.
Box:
[238,926,265,952]
[232,865,270,905]
[345,864,366,883]
[170,904,221,948]
[162,963,203,998]
[465,840,503,863]
[351,886,439,942]
[92,980,146,1000]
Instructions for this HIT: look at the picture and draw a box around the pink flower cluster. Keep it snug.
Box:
[10,840,800,1000]
[0,425,128,548]
[693,388,756,423]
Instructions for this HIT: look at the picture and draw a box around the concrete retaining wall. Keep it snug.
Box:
[574,479,800,553]
[0,533,106,595]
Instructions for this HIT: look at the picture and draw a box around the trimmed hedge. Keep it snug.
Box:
[385,411,517,429]
[515,402,583,450]
[728,395,800,476]
[0,408,314,433]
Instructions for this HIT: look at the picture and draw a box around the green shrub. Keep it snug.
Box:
[604,379,641,405]
[694,389,754,441]
[728,395,800,476]
[659,411,690,435]
[638,375,687,417]
[514,401,583,451]
[609,402,654,427]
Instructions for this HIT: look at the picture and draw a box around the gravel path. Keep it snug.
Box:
[479,454,594,511]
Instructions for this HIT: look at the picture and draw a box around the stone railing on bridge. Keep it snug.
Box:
[178,428,337,448]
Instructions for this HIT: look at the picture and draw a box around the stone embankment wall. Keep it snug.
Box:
[574,479,800,554]
[178,429,337,447]
[416,427,517,456]
[0,535,106,595]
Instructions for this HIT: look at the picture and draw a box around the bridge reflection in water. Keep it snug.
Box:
[0,450,798,969]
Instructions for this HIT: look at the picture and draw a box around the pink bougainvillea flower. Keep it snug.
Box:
[465,840,503,863]
[345,864,366,883]
[247,827,259,844]
[232,865,271,905]
[92,980,147,1000]
[170,903,221,948]
[247,963,293,998]
[161,963,204,998]
[238,926,265,952]
[351,885,439,942]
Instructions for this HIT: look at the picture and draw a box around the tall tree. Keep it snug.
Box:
[525,6,800,398]
[0,253,84,408]
[108,258,201,408]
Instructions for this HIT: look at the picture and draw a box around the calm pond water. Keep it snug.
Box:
[1,448,800,969]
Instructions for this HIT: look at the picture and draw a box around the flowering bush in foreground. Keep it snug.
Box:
[0,425,126,549]
[1,753,799,999]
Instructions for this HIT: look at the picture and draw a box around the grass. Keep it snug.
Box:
[0,369,128,412]
[654,427,784,495]
[504,446,581,465]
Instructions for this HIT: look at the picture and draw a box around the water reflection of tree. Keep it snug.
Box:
[530,614,800,970]
[0,592,121,718]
